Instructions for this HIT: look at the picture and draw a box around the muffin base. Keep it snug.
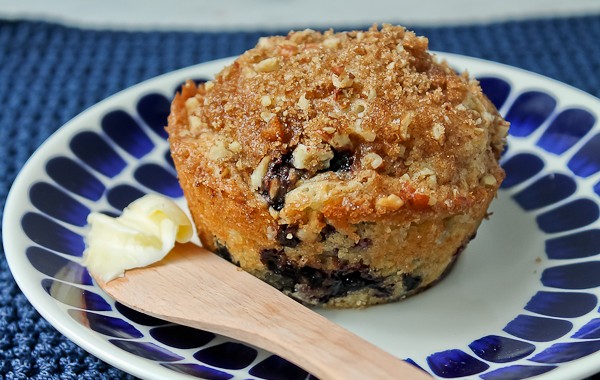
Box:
[201,226,478,308]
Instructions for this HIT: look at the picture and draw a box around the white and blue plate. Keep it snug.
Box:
[4,54,600,380]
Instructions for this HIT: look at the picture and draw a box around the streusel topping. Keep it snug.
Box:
[169,24,508,227]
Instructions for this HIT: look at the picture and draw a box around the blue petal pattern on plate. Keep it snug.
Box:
[101,110,155,158]
[21,213,84,256]
[545,229,600,259]
[150,325,215,349]
[512,173,576,210]
[70,131,127,177]
[69,309,143,339]
[524,291,597,318]
[45,157,105,201]
[503,315,572,342]
[11,58,600,380]
[248,355,309,380]
[134,164,182,197]
[537,108,595,155]
[541,262,600,289]
[115,302,167,326]
[468,335,535,363]
[26,246,92,285]
[193,343,258,370]
[536,199,599,233]
[110,340,184,362]
[480,365,555,380]
[572,319,600,339]
[505,91,556,137]
[41,279,111,311]
[136,93,171,139]
[478,77,511,109]
[161,363,233,380]
[500,153,544,189]
[30,182,90,226]
[568,133,600,177]
[426,349,489,378]
[106,184,146,211]
[530,341,600,363]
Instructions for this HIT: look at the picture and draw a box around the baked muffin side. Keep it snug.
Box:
[167,24,509,308]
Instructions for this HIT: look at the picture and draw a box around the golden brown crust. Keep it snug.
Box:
[167,24,508,307]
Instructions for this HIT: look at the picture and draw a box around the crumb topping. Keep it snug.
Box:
[168,24,508,228]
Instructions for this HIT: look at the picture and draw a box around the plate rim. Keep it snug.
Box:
[4,52,600,380]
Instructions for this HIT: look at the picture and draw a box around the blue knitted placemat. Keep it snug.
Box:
[2,17,600,379]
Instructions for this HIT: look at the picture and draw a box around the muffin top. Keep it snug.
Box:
[168,24,508,231]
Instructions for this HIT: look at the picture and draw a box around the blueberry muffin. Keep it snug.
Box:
[166,25,509,308]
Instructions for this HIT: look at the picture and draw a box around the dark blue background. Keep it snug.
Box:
[1,17,600,379]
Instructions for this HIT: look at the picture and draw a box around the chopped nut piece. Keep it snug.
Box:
[415,167,435,179]
[185,97,200,112]
[332,72,354,89]
[481,174,497,186]
[204,81,215,91]
[289,28,315,43]
[268,207,280,219]
[254,57,280,73]
[208,140,233,161]
[296,227,317,243]
[400,111,414,139]
[352,100,367,115]
[260,111,275,122]
[368,88,377,100]
[351,119,376,142]
[397,144,406,157]
[432,123,445,141]
[330,132,352,148]
[291,143,334,170]
[251,156,270,190]
[323,126,336,134]
[241,66,258,79]
[188,115,202,132]
[323,37,340,48]
[298,93,310,111]
[376,194,405,212]
[482,111,494,122]
[361,152,383,169]
[261,95,272,107]
[280,43,298,57]
[228,141,242,153]
[257,36,273,48]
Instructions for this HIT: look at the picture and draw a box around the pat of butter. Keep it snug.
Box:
[83,194,193,282]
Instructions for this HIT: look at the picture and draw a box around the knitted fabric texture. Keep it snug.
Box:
[2,17,600,379]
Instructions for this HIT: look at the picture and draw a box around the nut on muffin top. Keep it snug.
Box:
[168,24,508,231]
